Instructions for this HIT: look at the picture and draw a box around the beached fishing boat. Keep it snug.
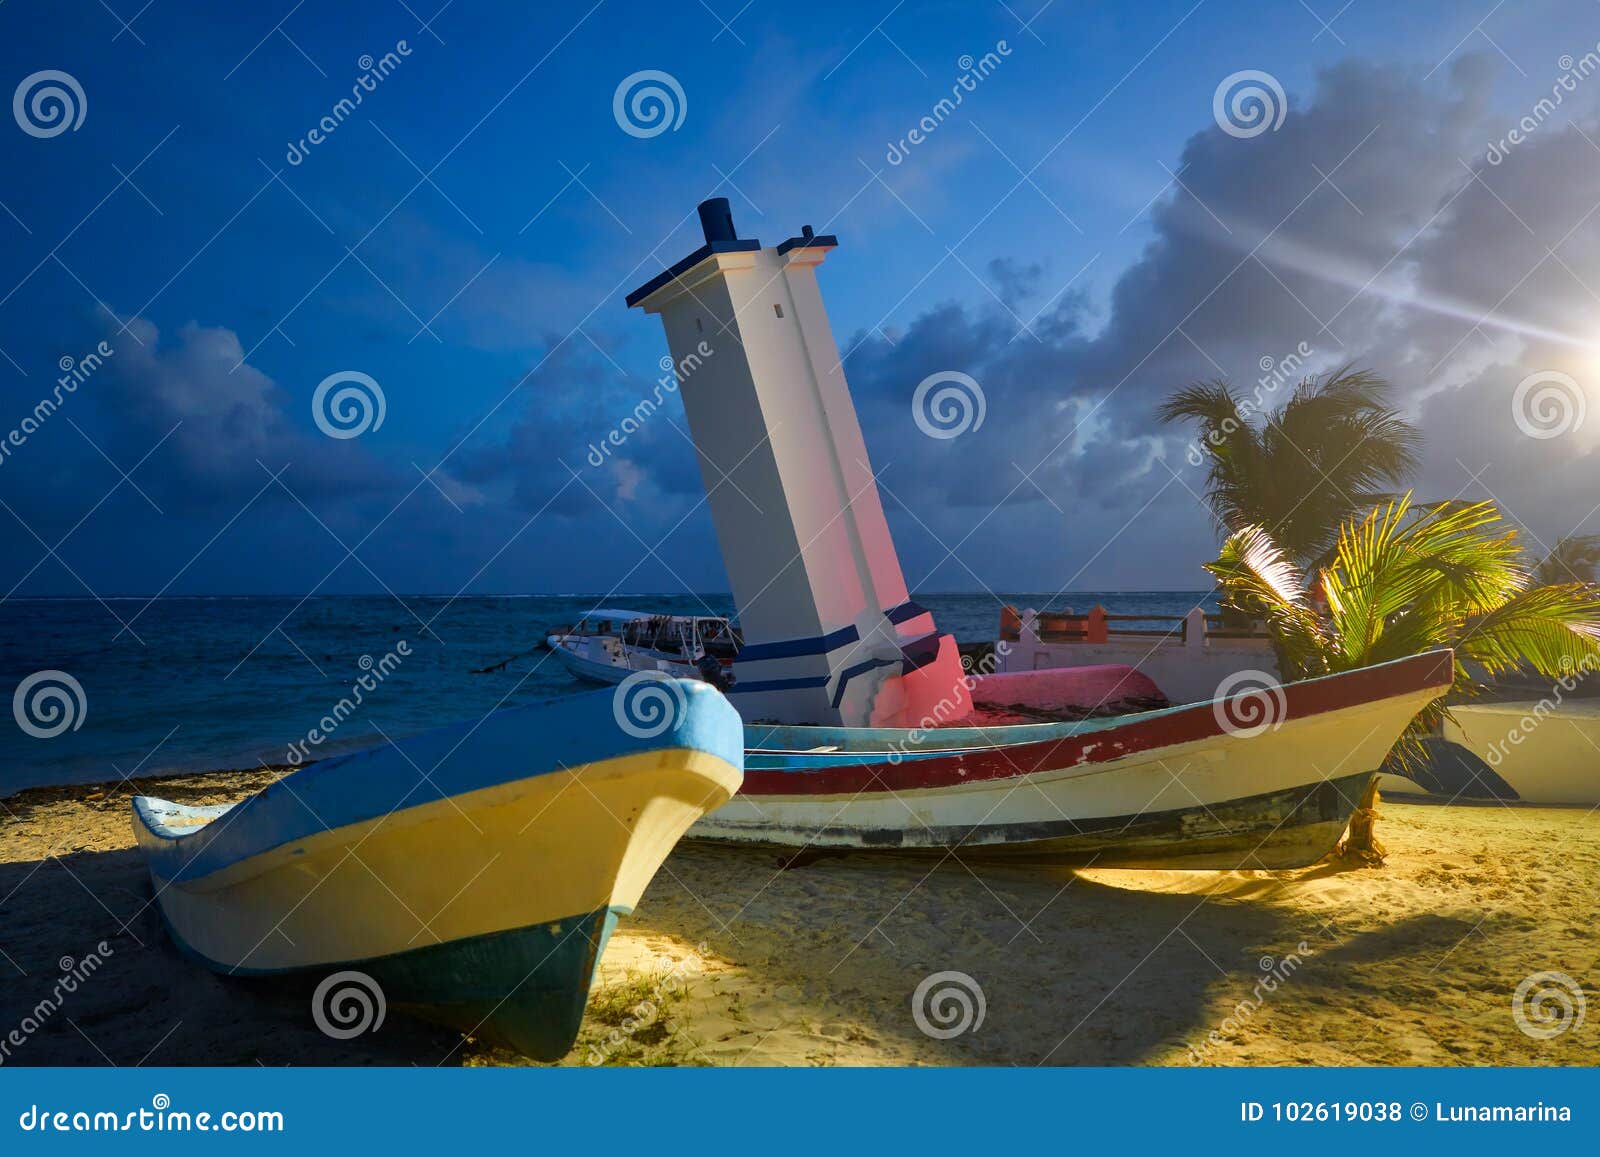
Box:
[547,609,740,687]
[132,681,743,1060]
[690,651,1453,869]
[1430,701,1600,806]
[618,202,1450,868]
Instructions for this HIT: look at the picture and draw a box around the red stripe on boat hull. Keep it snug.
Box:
[739,650,1453,797]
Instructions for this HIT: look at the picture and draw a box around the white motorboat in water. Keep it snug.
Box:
[546,608,741,687]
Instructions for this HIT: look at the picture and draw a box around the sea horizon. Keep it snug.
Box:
[1,590,1218,797]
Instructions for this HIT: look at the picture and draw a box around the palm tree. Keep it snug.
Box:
[1159,366,1421,566]
[1533,534,1600,587]
[1206,495,1600,860]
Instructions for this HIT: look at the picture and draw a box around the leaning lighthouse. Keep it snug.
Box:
[627,198,970,727]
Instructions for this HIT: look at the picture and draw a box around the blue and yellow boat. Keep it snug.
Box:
[131,679,742,1060]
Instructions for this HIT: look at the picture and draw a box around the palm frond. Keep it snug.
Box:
[1533,534,1600,587]
[1203,525,1328,678]
[1458,583,1600,680]
[1162,366,1418,566]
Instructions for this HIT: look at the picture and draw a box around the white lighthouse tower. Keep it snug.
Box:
[628,199,970,727]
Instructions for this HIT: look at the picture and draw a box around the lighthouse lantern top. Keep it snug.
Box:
[625,198,837,309]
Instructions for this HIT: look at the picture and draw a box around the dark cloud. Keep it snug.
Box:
[13,52,1598,597]
[0,317,399,531]
[823,54,1600,576]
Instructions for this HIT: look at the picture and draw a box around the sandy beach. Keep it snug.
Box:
[2,768,1595,1068]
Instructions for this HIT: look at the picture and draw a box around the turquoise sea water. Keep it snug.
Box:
[0,591,1215,796]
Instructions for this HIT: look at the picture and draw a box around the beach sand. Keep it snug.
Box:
[2,769,1596,1067]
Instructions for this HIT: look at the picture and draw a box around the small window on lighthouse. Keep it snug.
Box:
[773,303,784,318]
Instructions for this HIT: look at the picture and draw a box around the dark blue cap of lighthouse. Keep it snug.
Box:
[624,199,840,307]
[698,197,737,244]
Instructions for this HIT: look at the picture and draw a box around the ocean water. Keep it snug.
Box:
[0,591,1215,796]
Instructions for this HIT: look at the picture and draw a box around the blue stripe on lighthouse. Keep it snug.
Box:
[883,600,929,624]
[735,623,861,663]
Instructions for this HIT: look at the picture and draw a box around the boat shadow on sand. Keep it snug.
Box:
[0,839,1519,1067]
[0,846,464,1066]
[616,843,1455,1067]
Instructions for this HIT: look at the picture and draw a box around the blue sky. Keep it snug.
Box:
[2,0,1598,599]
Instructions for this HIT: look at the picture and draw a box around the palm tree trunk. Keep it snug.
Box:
[1336,775,1386,864]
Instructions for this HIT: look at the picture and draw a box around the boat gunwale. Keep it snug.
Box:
[131,682,744,885]
[737,649,1454,796]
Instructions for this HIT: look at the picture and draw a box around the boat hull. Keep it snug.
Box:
[550,643,635,684]
[693,651,1453,870]
[550,639,700,685]
[133,682,743,1060]
[1408,707,1600,806]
